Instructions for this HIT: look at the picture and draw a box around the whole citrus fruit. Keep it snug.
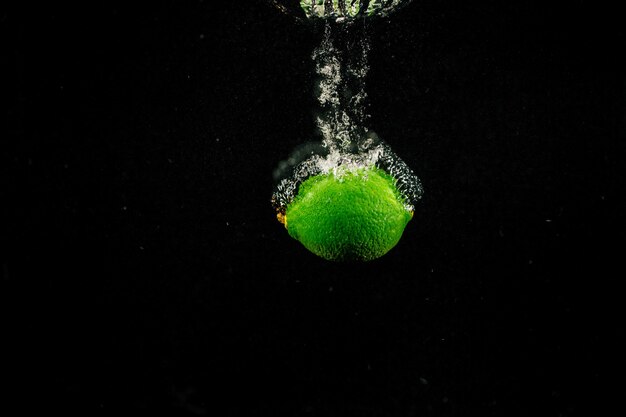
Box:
[279,167,413,261]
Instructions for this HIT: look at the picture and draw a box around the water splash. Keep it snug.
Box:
[301,0,411,21]
[268,1,415,23]
[272,21,423,214]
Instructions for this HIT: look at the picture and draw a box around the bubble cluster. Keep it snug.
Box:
[272,135,423,215]
[301,0,411,21]
[272,22,423,216]
[268,1,415,23]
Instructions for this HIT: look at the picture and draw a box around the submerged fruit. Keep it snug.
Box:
[279,166,412,261]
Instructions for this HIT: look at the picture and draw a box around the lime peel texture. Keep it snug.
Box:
[281,166,413,262]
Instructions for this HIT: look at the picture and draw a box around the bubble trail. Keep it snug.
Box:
[273,21,422,214]
[313,23,370,153]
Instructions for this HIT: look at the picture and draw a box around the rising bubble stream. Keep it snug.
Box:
[272,21,423,214]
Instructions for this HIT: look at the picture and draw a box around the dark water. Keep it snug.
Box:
[4,1,624,415]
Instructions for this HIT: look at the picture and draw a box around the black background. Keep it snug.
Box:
[4,1,625,416]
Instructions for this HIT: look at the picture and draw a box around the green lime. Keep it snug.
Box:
[279,166,413,261]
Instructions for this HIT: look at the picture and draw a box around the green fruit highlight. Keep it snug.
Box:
[280,167,413,261]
